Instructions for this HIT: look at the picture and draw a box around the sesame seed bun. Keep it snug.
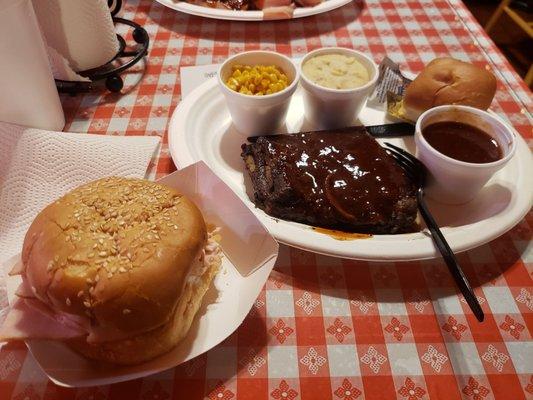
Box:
[68,249,220,365]
[403,58,497,121]
[21,177,221,364]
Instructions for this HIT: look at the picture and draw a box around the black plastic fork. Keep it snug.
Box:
[384,142,484,322]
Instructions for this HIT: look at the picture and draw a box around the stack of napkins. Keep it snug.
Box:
[0,123,160,264]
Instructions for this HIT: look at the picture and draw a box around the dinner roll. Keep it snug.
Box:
[403,58,497,120]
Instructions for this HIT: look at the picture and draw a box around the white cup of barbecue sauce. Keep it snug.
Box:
[299,47,378,129]
[415,105,516,205]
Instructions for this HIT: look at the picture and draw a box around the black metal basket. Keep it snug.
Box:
[55,0,149,94]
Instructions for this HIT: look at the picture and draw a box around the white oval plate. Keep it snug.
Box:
[168,78,533,261]
[155,0,353,21]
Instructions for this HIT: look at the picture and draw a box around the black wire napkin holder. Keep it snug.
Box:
[55,0,149,95]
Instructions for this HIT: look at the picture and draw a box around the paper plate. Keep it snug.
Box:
[168,78,533,261]
[4,162,279,387]
[155,0,353,21]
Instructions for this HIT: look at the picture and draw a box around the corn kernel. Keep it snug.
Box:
[225,63,289,95]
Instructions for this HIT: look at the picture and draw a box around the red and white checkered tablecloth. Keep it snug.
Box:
[1,0,532,399]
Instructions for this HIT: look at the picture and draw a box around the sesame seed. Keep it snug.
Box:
[123,309,131,314]
[66,298,71,306]
[77,291,84,298]
[99,251,107,257]
[107,273,113,278]
[174,225,178,230]
[65,236,71,242]
[119,267,127,273]
[98,239,104,244]
[143,248,150,253]
[147,234,153,240]
[88,252,95,258]
[95,274,100,282]
[83,301,91,308]
[93,244,98,249]
[86,278,93,284]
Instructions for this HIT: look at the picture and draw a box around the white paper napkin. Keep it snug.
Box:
[47,46,91,82]
[180,63,220,99]
[0,123,160,264]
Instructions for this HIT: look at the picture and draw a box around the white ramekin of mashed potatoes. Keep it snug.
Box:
[300,47,378,129]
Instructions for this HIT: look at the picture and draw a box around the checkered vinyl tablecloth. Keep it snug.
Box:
[1,0,532,399]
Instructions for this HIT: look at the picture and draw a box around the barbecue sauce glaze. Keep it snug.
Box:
[261,130,415,229]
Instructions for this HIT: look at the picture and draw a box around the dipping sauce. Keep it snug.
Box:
[422,121,502,163]
[302,54,370,90]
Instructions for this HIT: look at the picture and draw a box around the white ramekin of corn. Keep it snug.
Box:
[218,51,299,136]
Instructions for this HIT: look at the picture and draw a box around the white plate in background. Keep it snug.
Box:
[168,78,533,261]
[155,0,353,21]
